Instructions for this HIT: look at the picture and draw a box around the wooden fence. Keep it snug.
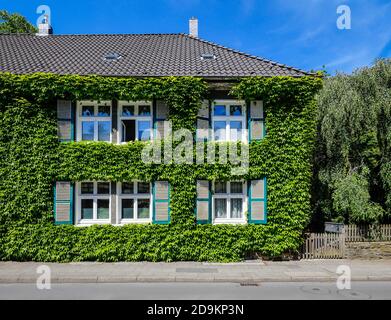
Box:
[302,224,391,259]
[345,224,391,242]
[302,232,345,259]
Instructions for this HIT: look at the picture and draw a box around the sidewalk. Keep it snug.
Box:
[1,259,391,283]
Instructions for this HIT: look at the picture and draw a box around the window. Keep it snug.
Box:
[213,181,246,223]
[77,101,112,142]
[118,181,152,223]
[118,101,152,142]
[212,100,246,142]
[77,182,111,224]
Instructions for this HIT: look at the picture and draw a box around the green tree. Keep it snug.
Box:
[312,59,391,226]
[0,10,37,34]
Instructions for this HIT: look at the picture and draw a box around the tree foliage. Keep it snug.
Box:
[313,59,391,226]
[0,10,37,34]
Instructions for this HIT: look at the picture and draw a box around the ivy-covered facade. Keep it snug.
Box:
[0,33,322,261]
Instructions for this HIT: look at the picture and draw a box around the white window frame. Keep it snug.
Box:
[76,101,112,142]
[212,181,247,225]
[212,100,247,142]
[116,181,153,224]
[118,101,153,143]
[75,181,111,226]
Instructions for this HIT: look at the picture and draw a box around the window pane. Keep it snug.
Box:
[138,105,151,116]
[98,105,110,117]
[81,199,93,219]
[97,182,110,194]
[98,121,111,141]
[82,122,94,141]
[81,182,94,194]
[122,105,135,116]
[231,198,243,218]
[122,182,134,194]
[138,121,151,140]
[213,105,226,116]
[230,121,242,141]
[82,106,94,117]
[214,121,226,141]
[122,119,136,142]
[230,182,243,194]
[138,199,150,219]
[137,182,150,194]
[230,105,242,116]
[215,181,227,194]
[122,199,134,219]
[97,199,110,219]
[215,198,227,218]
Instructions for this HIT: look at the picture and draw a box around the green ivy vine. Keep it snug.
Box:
[0,73,322,261]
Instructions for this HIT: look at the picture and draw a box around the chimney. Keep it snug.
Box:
[189,17,198,38]
[37,15,53,36]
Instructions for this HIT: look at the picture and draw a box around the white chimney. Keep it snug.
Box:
[189,17,198,38]
[37,15,53,36]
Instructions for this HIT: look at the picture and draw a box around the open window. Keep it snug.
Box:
[118,101,152,142]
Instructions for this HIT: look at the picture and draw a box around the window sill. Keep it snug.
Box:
[213,219,247,225]
[118,219,152,225]
[76,220,111,227]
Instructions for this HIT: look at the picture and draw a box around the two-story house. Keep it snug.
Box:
[0,18,319,261]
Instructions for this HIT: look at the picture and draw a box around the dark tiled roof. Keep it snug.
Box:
[0,33,310,78]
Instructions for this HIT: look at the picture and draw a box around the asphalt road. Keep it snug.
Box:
[0,281,390,300]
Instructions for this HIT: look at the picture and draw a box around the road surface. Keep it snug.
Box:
[0,281,390,300]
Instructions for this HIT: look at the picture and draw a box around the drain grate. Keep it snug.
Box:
[240,282,259,287]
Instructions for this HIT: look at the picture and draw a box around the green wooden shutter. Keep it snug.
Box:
[153,181,170,224]
[248,178,267,224]
[248,100,265,142]
[54,181,73,225]
[196,100,210,141]
[154,100,169,140]
[196,180,211,224]
[57,100,74,142]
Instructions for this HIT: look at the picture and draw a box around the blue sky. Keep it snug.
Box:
[2,0,391,74]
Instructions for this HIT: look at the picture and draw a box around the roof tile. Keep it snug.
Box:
[0,33,310,77]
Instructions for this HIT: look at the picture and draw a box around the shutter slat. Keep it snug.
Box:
[153,181,170,224]
[196,180,211,224]
[156,121,166,140]
[155,202,169,221]
[250,120,264,140]
[198,100,210,118]
[249,100,265,142]
[58,121,71,141]
[54,181,73,225]
[250,101,263,118]
[248,178,267,224]
[57,100,72,119]
[196,100,210,141]
[155,181,169,200]
[156,100,169,120]
[57,100,74,142]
